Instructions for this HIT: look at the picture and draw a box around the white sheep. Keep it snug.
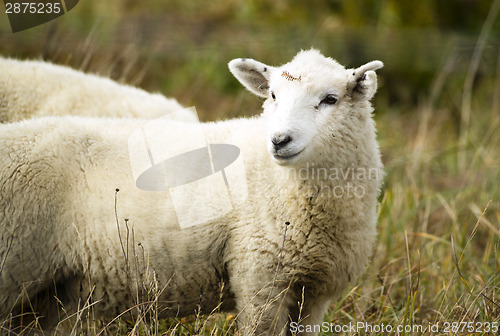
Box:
[0,57,197,122]
[0,49,383,335]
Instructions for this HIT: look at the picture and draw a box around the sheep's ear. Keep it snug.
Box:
[228,58,275,98]
[347,60,383,101]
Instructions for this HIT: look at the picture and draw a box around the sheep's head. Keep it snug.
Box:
[229,49,383,166]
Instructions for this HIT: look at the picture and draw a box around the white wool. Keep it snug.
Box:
[0,49,383,336]
[0,57,196,122]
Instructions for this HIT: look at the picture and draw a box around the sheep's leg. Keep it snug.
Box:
[290,296,331,336]
[5,273,81,335]
[237,287,330,336]
[233,279,295,336]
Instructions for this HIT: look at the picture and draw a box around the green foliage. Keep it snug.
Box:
[2,0,499,120]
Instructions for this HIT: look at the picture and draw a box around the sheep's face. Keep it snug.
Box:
[262,62,349,166]
[229,49,383,167]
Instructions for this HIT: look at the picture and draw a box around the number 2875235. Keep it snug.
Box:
[5,2,62,14]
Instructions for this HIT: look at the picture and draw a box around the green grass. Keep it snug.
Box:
[1,1,499,335]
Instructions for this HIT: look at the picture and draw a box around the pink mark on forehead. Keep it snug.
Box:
[281,71,301,81]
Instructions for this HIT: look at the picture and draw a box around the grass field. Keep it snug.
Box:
[0,1,499,335]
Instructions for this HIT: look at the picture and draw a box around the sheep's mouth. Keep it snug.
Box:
[272,149,303,164]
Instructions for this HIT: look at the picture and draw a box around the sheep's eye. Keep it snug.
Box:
[321,94,338,105]
[271,92,276,100]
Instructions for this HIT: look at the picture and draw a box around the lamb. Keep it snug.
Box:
[0,57,197,123]
[0,49,383,335]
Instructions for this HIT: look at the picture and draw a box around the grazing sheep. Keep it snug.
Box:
[0,57,197,122]
[0,49,383,335]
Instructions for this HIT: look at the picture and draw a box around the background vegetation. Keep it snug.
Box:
[1,0,499,335]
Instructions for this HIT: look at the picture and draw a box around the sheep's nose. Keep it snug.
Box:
[271,133,292,150]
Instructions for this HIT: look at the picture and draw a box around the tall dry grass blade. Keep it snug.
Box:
[114,189,128,264]
[451,235,469,290]
[411,51,457,174]
[459,0,500,170]
[460,201,492,264]
[469,202,500,237]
